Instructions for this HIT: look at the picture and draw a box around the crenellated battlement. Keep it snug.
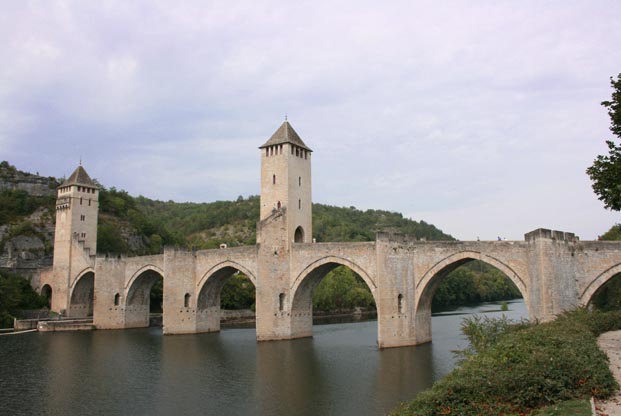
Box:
[524,228,579,242]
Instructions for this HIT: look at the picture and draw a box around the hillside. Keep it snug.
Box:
[0,161,453,270]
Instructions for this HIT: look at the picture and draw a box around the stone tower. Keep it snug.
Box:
[50,164,99,313]
[258,120,312,245]
[256,121,313,341]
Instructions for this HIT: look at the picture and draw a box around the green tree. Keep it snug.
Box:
[0,270,48,327]
[587,73,621,210]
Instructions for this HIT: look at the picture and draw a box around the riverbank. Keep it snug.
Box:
[392,309,621,416]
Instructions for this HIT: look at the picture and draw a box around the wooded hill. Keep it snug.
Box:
[0,161,521,320]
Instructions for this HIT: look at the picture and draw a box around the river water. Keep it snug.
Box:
[0,300,526,416]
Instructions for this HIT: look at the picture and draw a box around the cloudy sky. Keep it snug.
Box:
[2,1,620,240]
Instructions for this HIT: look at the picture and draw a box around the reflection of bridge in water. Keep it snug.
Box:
[39,121,621,348]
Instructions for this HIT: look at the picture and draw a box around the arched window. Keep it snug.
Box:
[41,285,52,308]
[114,293,120,306]
[277,201,281,209]
[398,294,404,314]
[184,293,191,308]
[294,226,304,243]
[279,293,285,311]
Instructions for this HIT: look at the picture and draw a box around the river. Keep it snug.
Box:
[0,300,526,416]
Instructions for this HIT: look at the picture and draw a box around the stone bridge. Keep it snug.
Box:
[37,121,621,348]
[40,224,621,348]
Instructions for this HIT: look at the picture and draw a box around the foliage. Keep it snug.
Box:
[587,73,621,211]
[97,187,183,255]
[432,261,522,310]
[0,270,48,328]
[312,266,375,312]
[392,309,621,416]
[601,223,621,240]
[592,274,621,311]
[313,204,452,242]
[530,399,592,416]
[0,189,55,226]
[220,273,256,310]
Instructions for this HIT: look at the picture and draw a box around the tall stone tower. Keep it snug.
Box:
[258,120,312,245]
[256,121,313,341]
[50,164,99,313]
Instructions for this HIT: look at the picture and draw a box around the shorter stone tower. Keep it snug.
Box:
[50,164,99,313]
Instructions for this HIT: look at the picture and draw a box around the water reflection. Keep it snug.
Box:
[0,300,526,416]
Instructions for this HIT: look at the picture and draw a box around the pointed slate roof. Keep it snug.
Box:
[260,121,312,152]
[60,165,98,188]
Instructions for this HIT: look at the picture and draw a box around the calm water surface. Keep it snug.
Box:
[0,300,526,416]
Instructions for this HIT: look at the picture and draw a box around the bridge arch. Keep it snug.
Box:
[195,261,257,333]
[414,251,528,344]
[290,256,377,338]
[580,263,621,307]
[125,265,165,328]
[68,268,95,318]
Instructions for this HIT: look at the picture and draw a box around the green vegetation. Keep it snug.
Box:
[0,189,55,226]
[587,73,621,211]
[0,270,48,328]
[392,309,620,416]
[312,266,375,312]
[97,187,183,255]
[531,399,592,416]
[221,273,256,310]
[601,223,621,241]
[432,261,522,310]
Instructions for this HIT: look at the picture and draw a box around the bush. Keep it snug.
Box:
[393,310,621,416]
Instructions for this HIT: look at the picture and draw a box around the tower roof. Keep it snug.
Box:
[260,121,312,152]
[60,165,98,188]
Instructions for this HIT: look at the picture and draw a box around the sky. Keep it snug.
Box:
[1,1,620,241]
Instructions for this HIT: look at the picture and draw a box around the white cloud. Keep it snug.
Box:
[1,0,621,239]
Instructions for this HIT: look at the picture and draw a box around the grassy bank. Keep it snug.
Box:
[392,309,621,416]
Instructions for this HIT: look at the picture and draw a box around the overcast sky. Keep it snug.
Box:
[2,1,620,240]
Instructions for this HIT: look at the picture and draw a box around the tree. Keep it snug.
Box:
[587,73,621,210]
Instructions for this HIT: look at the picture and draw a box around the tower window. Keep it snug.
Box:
[295,148,299,157]
[88,199,91,206]
[305,151,308,159]
[114,293,120,306]
[298,199,301,209]
[266,148,269,157]
[299,176,301,186]
[80,197,83,205]
[184,293,191,308]
[398,294,404,314]
[277,201,281,209]
[80,215,85,221]
[272,174,276,185]
[291,146,294,155]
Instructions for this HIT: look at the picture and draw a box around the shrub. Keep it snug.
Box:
[393,310,621,416]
